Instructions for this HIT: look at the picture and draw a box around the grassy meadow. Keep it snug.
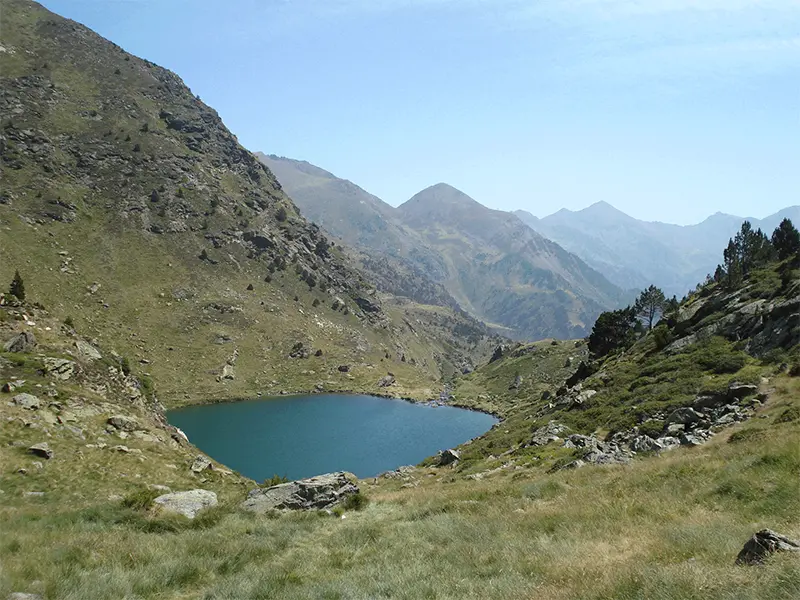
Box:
[1,375,798,599]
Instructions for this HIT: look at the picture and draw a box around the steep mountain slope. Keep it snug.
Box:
[397,184,629,339]
[0,0,463,403]
[257,154,459,310]
[258,156,628,340]
[516,203,800,297]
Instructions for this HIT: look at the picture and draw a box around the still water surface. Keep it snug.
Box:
[168,394,498,481]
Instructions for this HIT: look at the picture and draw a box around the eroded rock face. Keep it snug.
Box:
[736,529,800,565]
[241,472,359,513]
[3,331,37,353]
[153,489,218,519]
[42,358,76,380]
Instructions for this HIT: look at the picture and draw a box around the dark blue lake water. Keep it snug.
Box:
[167,394,497,481]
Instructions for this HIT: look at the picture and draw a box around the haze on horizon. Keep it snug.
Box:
[41,0,800,225]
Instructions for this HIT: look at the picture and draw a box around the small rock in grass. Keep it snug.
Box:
[153,490,218,519]
[28,443,53,459]
[736,529,800,565]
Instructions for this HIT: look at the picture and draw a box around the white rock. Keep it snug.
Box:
[153,490,218,519]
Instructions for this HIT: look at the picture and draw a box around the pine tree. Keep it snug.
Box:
[713,264,726,283]
[723,239,742,288]
[588,306,637,357]
[8,270,25,300]
[634,285,667,330]
[772,218,800,260]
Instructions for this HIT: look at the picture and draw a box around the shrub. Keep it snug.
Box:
[696,346,747,374]
[275,206,287,222]
[775,406,800,424]
[122,488,160,511]
[727,428,767,444]
[652,325,674,351]
[341,492,369,512]
[119,356,132,376]
[789,363,800,377]
[8,270,25,300]
[63,315,74,329]
[638,420,665,439]
[263,474,289,487]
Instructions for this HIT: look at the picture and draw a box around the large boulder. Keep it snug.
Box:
[74,340,102,360]
[153,490,218,519]
[736,529,800,565]
[107,415,142,432]
[29,443,53,459]
[727,382,758,399]
[12,393,40,410]
[437,448,461,466]
[665,407,704,427]
[241,472,359,513]
[377,374,395,388]
[3,331,37,353]
[190,455,212,473]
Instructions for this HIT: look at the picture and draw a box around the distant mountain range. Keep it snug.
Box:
[258,154,628,340]
[515,203,800,297]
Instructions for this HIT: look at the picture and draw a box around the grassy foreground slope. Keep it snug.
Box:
[1,366,797,599]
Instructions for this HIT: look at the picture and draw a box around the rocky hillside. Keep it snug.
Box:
[516,203,800,297]
[0,0,488,403]
[258,156,628,340]
[449,253,800,478]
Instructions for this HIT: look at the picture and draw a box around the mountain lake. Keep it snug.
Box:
[168,394,498,481]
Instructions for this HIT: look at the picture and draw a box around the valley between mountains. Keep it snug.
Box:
[1,1,799,599]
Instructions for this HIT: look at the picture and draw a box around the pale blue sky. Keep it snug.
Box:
[41,0,800,224]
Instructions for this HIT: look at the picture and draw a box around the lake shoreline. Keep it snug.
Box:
[166,388,505,421]
[167,393,499,482]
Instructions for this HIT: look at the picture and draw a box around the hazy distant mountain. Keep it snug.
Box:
[515,203,800,297]
[258,154,628,340]
[397,184,628,339]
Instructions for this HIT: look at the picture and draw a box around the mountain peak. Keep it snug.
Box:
[398,183,482,214]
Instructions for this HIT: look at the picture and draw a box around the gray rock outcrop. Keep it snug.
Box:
[3,331,37,353]
[42,358,76,380]
[107,415,142,432]
[153,489,218,519]
[12,393,40,410]
[736,529,800,565]
[529,421,569,446]
[242,472,359,513]
[563,434,631,467]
